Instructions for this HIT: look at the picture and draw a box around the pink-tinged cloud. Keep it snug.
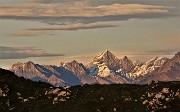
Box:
[27,22,118,31]
[0,3,171,17]
[11,31,41,36]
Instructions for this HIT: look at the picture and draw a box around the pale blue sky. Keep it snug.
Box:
[0,0,179,68]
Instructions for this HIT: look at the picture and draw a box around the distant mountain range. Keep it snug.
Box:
[10,50,180,86]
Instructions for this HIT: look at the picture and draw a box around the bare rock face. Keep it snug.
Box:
[90,50,131,83]
[48,75,65,87]
[10,61,81,86]
[137,52,180,84]
[10,61,47,81]
[63,60,97,85]
[63,60,88,77]
[154,52,180,80]
[10,60,96,86]
[157,52,180,73]
[131,57,169,82]
[121,56,134,72]
[9,51,180,86]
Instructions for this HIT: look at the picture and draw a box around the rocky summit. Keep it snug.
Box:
[10,51,180,87]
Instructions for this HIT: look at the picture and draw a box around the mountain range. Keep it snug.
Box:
[10,50,180,86]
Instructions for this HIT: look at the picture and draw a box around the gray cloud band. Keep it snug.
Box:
[0,11,176,26]
[0,2,177,26]
[0,46,64,59]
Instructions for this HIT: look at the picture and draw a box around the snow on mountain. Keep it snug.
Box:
[90,50,132,83]
[90,50,122,77]
[138,52,180,84]
[133,60,143,67]
[9,51,180,86]
[96,64,113,77]
[131,57,169,80]
[92,50,122,70]
[88,63,114,77]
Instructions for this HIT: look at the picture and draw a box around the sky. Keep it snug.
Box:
[0,0,179,68]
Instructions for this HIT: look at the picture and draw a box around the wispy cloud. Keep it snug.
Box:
[0,2,174,25]
[148,49,179,55]
[0,46,64,59]
[30,0,85,4]
[10,31,54,37]
[0,4,170,17]
[11,31,41,37]
[112,48,179,56]
[27,22,118,31]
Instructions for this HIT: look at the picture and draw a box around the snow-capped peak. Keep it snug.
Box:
[145,57,168,68]
[130,57,168,79]
[92,50,121,70]
[94,50,116,60]
[9,51,180,86]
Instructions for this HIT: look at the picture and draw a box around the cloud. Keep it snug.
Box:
[148,49,179,55]
[30,0,66,3]
[0,4,170,17]
[112,48,179,56]
[30,0,85,4]
[0,2,175,25]
[88,0,180,7]
[0,46,64,59]
[10,31,54,37]
[27,22,118,31]
[31,0,179,8]
[11,31,41,37]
